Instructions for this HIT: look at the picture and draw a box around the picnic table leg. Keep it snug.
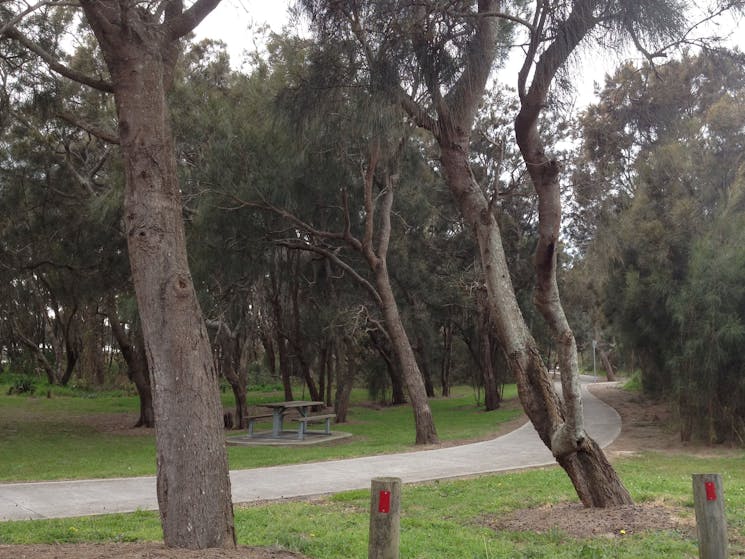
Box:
[272,409,283,437]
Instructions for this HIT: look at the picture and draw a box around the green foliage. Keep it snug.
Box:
[6,377,36,395]
[576,49,745,443]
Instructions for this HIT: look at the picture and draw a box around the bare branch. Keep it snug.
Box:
[164,0,223,41]
[453,9,536,33]
[2,26,114,92]
[56,111,120,144]
[277,240,383,307]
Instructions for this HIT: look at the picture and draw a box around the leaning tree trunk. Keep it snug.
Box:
[374,258,438,444]
[82,8,236,547]
[440,139,631,506]
[510,0,631,506]
[361,160,437,445]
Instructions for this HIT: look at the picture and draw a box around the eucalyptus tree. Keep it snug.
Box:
[2,2,236,548]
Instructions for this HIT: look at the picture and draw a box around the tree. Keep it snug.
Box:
[3,3,236,548]
[576,48,745,442]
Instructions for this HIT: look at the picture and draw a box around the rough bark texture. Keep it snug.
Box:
[360,152,438,445]
[513,0,631,505]
[108,307,154,428]
[401,0,630,506]
[80,4,235,548]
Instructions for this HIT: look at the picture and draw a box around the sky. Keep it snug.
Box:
[193,1,744,111]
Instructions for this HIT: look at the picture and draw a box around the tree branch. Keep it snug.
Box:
[277,240,383,307]
[164,0,223,41]
[2,26,114,92]
[56,111,120,144]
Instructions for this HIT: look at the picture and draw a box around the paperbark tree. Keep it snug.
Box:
[3,2,237,547]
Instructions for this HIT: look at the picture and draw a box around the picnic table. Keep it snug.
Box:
[246,400,334,440]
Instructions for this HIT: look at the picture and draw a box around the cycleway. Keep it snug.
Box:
[0,378,621,521]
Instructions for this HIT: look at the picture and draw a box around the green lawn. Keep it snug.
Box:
[2,453,744,557]
[0,380,521,481]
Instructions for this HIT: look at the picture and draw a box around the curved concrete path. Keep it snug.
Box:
[0,378,621,521]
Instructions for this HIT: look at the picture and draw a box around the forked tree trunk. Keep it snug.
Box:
[512,0,631,506]
[81,5,236,548]
[399,0,630,506]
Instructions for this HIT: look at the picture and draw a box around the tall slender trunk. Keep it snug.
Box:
[440,321,453,397]
[108,307,154,428]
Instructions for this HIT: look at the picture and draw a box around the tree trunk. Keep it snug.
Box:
[82,8,235,547]
[440,141,631,506]
[368,329,407,405]
[598,348,617,382]
[108,309,155,429]
[440,321,453,397]
[358,149,437,444]
[374,259,438,444]
[333,337,355,423]
[413,335,436,398]
[211,321,248,430]
[476,288,500,411]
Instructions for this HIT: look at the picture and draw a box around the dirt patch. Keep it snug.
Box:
[0,543,309,559]
[488,501,693,539]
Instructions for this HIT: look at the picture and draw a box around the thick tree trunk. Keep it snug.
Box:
[81,11,236,546]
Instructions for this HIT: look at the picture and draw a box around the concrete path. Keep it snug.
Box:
[0,378,620,522]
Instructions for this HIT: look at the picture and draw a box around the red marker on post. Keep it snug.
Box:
[378,490,391,513]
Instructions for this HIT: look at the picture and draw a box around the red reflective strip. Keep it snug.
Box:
[378,490,391,513]
[705,481,717,501]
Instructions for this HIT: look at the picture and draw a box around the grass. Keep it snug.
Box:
[3,374,744,557]
[0,377,521,481]
[2,453,744,557]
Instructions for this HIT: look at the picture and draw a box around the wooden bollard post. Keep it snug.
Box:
[692,473,728,559]
[368,477,401,559]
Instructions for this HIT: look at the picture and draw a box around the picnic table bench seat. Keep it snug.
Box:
[292,413,336,439]
[245,413,274,436]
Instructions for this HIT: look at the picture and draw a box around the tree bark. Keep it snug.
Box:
[513,0,631,506]
[598,348,617,381]
[80,5,235,547]
[210,320,248,430]
[440,321,453,397]
[360,150,438,444]
[334,336,355,423]
[399,0,630,506]
[108,306,154,428]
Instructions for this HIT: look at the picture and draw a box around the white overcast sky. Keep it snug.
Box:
[194,1,744,110]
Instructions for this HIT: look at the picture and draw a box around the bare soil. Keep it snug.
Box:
[487,382,719,541]
[0,383,724,557]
